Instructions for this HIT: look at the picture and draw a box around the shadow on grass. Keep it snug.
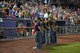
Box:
[53,44,69,47]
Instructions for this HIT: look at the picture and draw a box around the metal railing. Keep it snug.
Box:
[0,18,34,40]
[0,27,33,40]
[0,26,80,40]
[56,26,80,35]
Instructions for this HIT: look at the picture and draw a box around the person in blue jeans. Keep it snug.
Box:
[33,17,42,49]
[44,18,50,44]
[40,19,46,45]
[49,17,57,44]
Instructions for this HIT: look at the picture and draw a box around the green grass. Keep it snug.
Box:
[43,42,80,53]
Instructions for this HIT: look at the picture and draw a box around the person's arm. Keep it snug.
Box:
[47,22,50,29]
[42,23,45,31]
[51,22,56,32]
[38,22,42,32]
[38,26,42,32]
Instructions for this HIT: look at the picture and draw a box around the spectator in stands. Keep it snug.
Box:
[33,9,39,19]
[30,10,34,19]
[17,23,25,37]
[16,1,22,8]
[39,10,44,19]
[2,8,7,18]
[9,8,15,19]
[0,25,5,39]
[44,11,49,19]
[25,10,30,18]
[5,7,9,17]
[18,9,22,18]
[22,9,26,18]
[63,12,69,20]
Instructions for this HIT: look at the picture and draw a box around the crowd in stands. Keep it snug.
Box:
[0,1,80,46]
[0,1,80,25]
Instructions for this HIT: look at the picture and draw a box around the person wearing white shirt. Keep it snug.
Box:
[44,12,49,19]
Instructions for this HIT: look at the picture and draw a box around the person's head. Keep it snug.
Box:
[42,18,45,22]
[33,19,37,23]
[2,8,5,11]
[37,17,41,21]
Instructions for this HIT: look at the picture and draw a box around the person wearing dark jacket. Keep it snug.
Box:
[33,17,42,49]
[49,17,57,44]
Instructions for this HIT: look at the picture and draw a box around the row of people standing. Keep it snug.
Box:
[33,16,57,49]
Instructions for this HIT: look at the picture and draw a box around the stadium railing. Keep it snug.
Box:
[0,27,33,41]
[0,26,80,40]
[56,26,80,35]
